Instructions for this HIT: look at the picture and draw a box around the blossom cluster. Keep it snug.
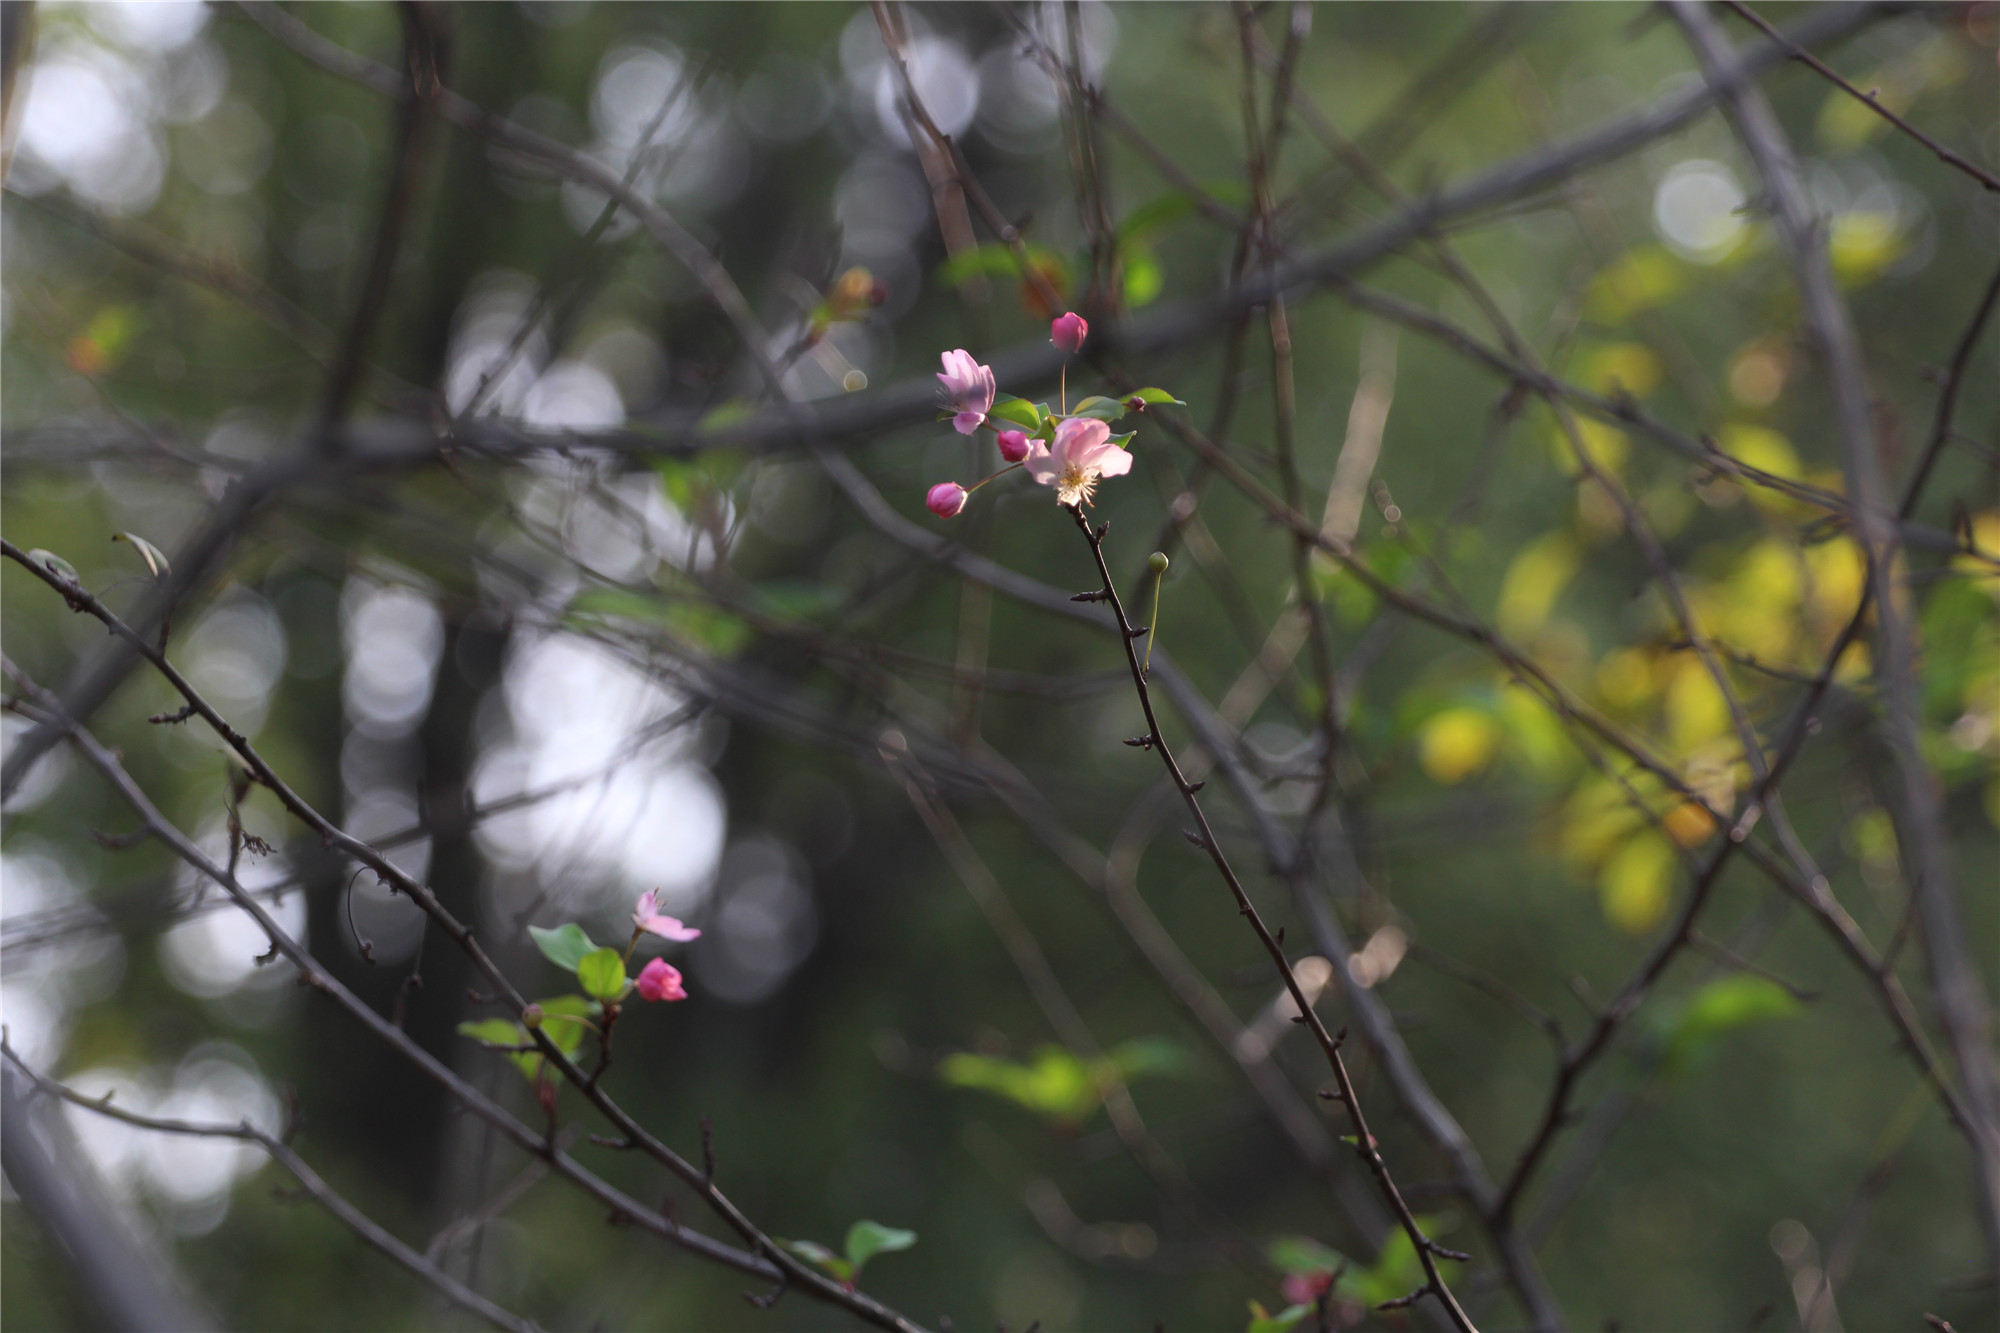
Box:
[925,314,1181,520]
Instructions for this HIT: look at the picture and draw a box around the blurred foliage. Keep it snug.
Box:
[3,2,1998,1331]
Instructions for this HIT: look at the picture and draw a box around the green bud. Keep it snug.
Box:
[1148,552,1171,574]
[521,1004,544,1029]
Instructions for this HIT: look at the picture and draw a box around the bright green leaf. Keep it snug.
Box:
[1128,387,1186,407]
[1071,395,1128,422]
[988,395,1043,430]
[1123,248,1163,307]
[576,947,628,1002]
[528,923,598,975]
[939,1047,1101,1123]
[1660,975,1803,1076]
[844,1220,917,1274]
[534,994,597,1057]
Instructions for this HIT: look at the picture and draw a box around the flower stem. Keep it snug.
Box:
[1143,571,1164,677]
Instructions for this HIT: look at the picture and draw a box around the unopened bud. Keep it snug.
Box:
[521,1004,544,1029]
[1148,551,1170,574]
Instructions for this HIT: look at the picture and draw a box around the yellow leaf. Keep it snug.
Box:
[1600,833,1676,934]
[1828,212,1905,287]
[1577,342,1664,400]
[1664,657,1732,754]
[1418,708,1502,785]
[1804,538,1867,632]
[1719,422,1806,515]
[1596,647,1660,712]
[1586,246,1684,323]
[1497,533,1581,640]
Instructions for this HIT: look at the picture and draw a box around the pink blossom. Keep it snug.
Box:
[1050,312,1088,354]
[996,428,1035,463]
[1024,416,1131,507]
[936,349,995,435]
[633,889,701,942]
[926,482,968,518]
[634,956,688,1002]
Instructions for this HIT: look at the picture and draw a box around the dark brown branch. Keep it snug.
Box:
[1719,0,2000,193]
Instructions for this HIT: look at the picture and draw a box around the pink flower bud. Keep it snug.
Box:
[926,481,968,518]
[635,956,688,1002]
[996,429,1033,463]
[1050,311,1088,354]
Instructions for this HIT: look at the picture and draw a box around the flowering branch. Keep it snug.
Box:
[1062,505,1479,1332]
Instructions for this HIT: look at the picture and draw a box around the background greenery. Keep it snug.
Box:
[3,3,1997,1330]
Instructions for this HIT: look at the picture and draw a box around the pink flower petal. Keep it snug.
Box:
[637,914,701,942]
[926,481,969,518]
[634,957,688,1002]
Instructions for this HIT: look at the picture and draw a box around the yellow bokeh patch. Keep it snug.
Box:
[1498,533,1582,640]
[1600,832,1677,934]
[1418,708,1502,785]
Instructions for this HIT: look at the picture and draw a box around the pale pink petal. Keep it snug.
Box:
[637,914,701,942]
[1091,443,1134,478]
[952,410,985,435]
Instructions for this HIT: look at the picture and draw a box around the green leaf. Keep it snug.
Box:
[458,1018,543,1083]
[1071,395,1128,422]
[457,1018,526,1047]
[1659,975,1803,1076]
[111,532,170,578]
[1104,1036,1188,1080]
[1267,1235,1346,1276]
[1245,1300,1311,1333]
[935,242,1024,288]
[576,947,628,1002]
[844,1220,917,1274]
[1128,386,1186,407]
[27,549,80,584]
[987,395,1044,430]
[528,923,598,975]
[1106,431,1136,450]
[939,1047,1101,1122]
[1122,248,1163,307]
[534,994,597,1057]
[783,1239,853,1283]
